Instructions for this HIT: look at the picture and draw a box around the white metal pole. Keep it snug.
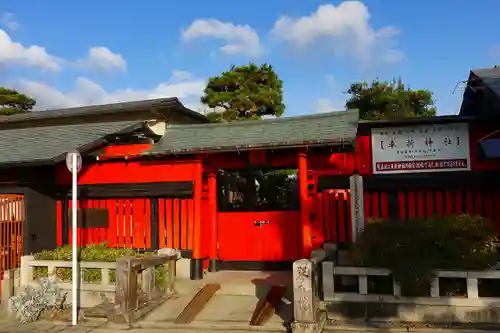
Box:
[71,154,78,326]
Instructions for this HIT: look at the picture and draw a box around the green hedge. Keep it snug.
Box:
[33,243,166,285]
[351,214,500,296]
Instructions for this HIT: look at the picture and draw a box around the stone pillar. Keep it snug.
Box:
[291,259,326,333]
[349,174,365,242]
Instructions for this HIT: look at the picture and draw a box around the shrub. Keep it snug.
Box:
[33,243,166,285]
[9,276,67,323]
[351,214,500,296]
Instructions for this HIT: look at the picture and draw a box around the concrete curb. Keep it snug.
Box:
[324,325,498,333]
[130,320,289,332]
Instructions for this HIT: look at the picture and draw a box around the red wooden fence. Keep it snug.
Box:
[0,195,24,301]
[56,197,194,250]
[158,198,194,250]
[317,188,500,245]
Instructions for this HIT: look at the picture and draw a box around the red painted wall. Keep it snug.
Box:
[57,160,198,185]
[99,144,153,157]
[217,211,302,261]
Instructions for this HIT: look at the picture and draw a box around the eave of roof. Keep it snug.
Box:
[359,114,474,128]
[0,120,145,169]
[0,97,207,125]
[143,109,359,156]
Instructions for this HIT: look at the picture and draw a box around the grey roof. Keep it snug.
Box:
[145,109,359,156]
[471,67,500,99]
[0,97,206,124]
[0,120,141,166]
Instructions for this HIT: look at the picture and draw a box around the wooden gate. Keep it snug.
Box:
[0,194,24,299]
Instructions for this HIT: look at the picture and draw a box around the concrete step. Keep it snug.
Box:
[140,293,292,330]
[143,293,198,322]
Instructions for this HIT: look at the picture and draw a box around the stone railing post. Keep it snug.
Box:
[1,269,15,304]
[20,255,34,287]
[291,259,326,333]
[158,248,179,294]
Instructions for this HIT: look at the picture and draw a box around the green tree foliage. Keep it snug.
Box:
[345,78,437,120]
[201,63,285,122]
[0,87,36,115]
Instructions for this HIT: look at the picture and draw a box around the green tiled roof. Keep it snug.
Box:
[145,109,359,155]
[0,120,141,166]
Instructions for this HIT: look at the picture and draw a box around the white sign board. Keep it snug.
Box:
[371,123,470,174]
[66,152,82,173]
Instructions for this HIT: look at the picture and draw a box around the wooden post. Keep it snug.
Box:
[208,172,218,271]
[191,161,204,280]
[115,257,137,324]
[298,152,312,258]
[141,267,155,300]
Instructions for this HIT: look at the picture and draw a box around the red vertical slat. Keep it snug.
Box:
[363,192,371,224]
[165,199,173,248]
[187,199,194,249]
[124,200,132,248]
[465,190,474,215]
[92,199,101,244]
[116,200,125,247]
[106,199,117,248]
[180,199,188,249]
[144,198,152,249]
[316,193,325,245]
[474,190,483,216]
[323,192,332,242]
[173,199,180,249]
[380,192,389,219]
[337,192,346,244]
[158,198,166,248]
[132,198,145,248]
[407,191,417,218]
[398,191,406,221]
[346,191,352,243]
[484,191,493,225]
[56,200,63,246]
[6,198,11,270]
[91,199,100,244]
[454,190,463,215]
[1,200,5,273]
[98,200,106,244]
[445,191,454,216]
[330,192,338,242]
[425,190,434,218]
[371,192,380,218]
[435,191,443,217]
[416,190,425,218]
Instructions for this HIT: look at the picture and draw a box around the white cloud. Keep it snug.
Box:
[169,70,194,82]
[316,97,345,113]
[0,29,61,71]
[11,70,206,111]
[272,1,403,64]
[182,19,263,57]
[76,46,127,72]
[1,13,19,30]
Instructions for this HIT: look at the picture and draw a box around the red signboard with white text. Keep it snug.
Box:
[371,123,471,174]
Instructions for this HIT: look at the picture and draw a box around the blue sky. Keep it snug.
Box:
[1,0,499,116]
